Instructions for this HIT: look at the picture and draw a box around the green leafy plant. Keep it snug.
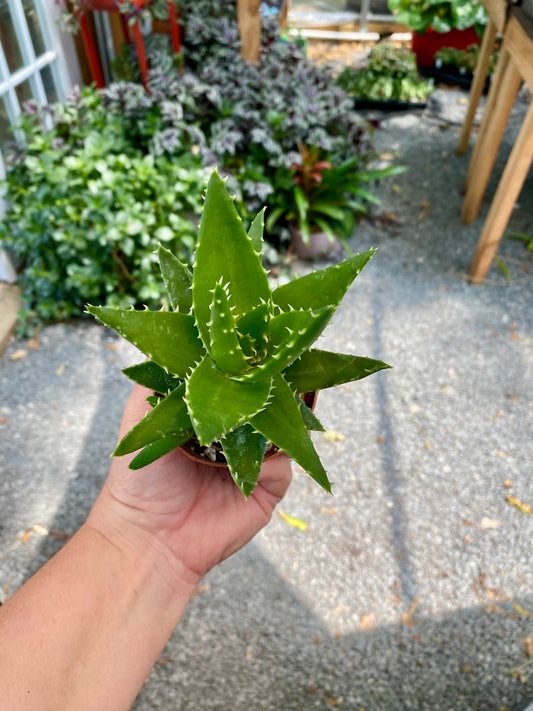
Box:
[434,43,497,75]
[266,145,407,246]
[0,86,207,332]
[88,171,390,497]
[387,0,488,34]
[337,43,434,102]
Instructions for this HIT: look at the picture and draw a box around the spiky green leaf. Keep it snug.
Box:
[250,374,331,493]
[114,383,192,456]
[192,171,271,348]
[272,249,376,313]
[122,360,181,394]
[129,432,192,470]
[87,306,204,378]
[285,349,391,393]
[248,207,266,254]
[297,395,325,432]
[208,282,250,376]
[157,244,193,313]
[185,355,272,445]
[221,424,267,498]
[236,302,270,359]
[240,307,334,382]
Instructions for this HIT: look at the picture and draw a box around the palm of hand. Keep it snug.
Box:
[100,385,292,582]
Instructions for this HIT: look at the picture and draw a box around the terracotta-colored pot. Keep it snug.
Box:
[411,26,480,68]
[180,391,318,468]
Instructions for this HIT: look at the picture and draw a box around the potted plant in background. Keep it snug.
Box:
[336,42,434,109]
[88,171,390,497]
[265,145,406,259]
[387,0,488,68]
[432,43,497,90]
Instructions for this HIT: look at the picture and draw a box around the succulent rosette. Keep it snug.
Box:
[88,171,389,497]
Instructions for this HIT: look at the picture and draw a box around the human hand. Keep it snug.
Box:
[87,384,292,590]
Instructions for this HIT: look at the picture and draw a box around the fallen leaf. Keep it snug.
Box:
[512,667,528,683]
[417,200,431,221]
[480,517,501,529]
[278,511,307,531]
[314,635,321,645]
[309,682,317,693]
[360,612,376,630]
[506,495,532,515]
[512,603,531,618]
[33,524,49,536]
[375,435,386,444]
[322,430,345,442]
[524,636,533,657]
[19,523,49,543]
[9,349,27,361]
[55,363,66,376]
[401,596,420,628]
[27,334,40,350]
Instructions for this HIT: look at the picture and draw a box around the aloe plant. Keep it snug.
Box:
[88,171,389,497]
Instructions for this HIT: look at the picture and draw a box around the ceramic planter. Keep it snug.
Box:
[290,226,342,261]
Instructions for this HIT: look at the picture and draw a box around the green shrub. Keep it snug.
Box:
[0,86,207,332]
[337,43,434,102]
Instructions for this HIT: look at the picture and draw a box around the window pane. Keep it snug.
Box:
[0,96,13,147]
[41,64,58,104]
[14,79,33,108]
[22,0,46,57]
[0,4,24,73]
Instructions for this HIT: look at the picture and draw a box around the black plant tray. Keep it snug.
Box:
[353,98,428,111]
[419,66,491,94]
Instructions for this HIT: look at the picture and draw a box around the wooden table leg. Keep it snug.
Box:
[469,99,533,282]
[456,19,498,156]
[460,51,522,225]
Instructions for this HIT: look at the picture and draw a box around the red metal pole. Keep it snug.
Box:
[132,20,149,88]
[167,1,181,53]
[77,12,105,88]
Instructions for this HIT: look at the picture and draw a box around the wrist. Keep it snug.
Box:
[86,486,200,605]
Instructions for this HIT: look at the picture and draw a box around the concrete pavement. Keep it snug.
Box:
[1,88,533,710]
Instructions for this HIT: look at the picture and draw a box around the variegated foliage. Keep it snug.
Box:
[88,171,389,497]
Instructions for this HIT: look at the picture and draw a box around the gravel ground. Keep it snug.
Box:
[1,87,533,710]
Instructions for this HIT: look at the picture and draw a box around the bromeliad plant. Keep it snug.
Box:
[88,171,389,497]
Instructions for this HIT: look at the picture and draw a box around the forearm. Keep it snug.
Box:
[0,521,195,711]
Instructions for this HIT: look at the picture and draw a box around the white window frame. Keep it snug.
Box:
[0,0,78,281]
